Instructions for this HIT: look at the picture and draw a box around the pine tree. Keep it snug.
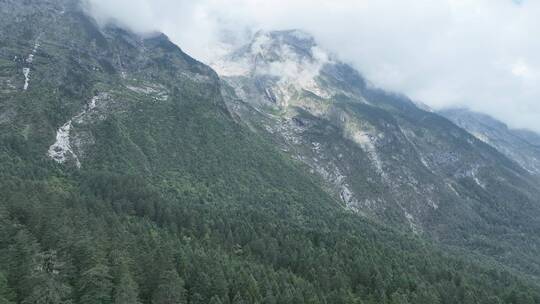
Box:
[208,295,223,304]
[232,293,245,304]
[209,267,228,300]
[7,231,40,303]
[113,267,140,304]
[0,272,14,304]
[263,291,277,304]
[190,293,204,304]
[390,291,409,304]
[411,289,441,304]
[22,274,72,304]
[152,270,186,304]
[78,264,113,304]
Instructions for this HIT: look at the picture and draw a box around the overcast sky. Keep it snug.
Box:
[84,0,540,132]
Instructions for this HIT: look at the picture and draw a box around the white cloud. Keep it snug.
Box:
[84,0,540,133]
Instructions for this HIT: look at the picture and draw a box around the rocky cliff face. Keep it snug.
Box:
[214,30,540,275]
[441,108,540,176]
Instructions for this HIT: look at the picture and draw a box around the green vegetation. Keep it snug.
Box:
[2,134,540,303]
[1,1,540,303]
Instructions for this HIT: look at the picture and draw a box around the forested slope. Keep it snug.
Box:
[1,1,540,303]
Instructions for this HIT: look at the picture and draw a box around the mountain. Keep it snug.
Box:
[515,129,540,146]
[440,108,540,176]
[2,1,540,303]
[213,29,540,277]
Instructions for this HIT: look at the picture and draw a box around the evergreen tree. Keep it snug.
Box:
[0,272,14,304]
[411,289,441,304]
[22,274,72,304]
[78,264,113,304]
[209,267,228,300]
[232,293,245,304]
[209,295,223,304]
[188,293,203,304]
[152,270,186,304]
[262,291,277,304]
[113,266,141,304]
[22,250,72,304]
[7,231,40,304]
[390,291,409,304]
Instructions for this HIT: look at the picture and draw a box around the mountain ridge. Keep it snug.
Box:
[214,29,540,277]
[440,107,540,176]
[2,1,540,303]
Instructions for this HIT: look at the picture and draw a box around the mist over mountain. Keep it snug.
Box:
[2,0,540,303]
[83,0,540,134]
[441,108,540,176]
[213,28,540,276]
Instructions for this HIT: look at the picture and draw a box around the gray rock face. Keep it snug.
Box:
[215,30,540,276]
[441,108,540,176]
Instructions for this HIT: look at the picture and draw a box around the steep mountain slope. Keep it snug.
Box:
[4,1,540,303]
[515,129,540,146]
[214,30,540,277]
[441,108,540,176]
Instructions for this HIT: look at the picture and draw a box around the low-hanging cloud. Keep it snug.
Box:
[84,0,540,133]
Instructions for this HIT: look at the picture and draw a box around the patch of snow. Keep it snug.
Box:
[447,182,460,197]
[26,41,39,63]
[427,198,439,210]
[404,210,420,234]
[472,132,490,143]
[48,95,102,168]
[48,120,80,168]
[126,84,168,101]
[473,174,485,189]
[88,95,98,110]
[419,156,431,169]
[22,68,30,91]
[22,39,40,91]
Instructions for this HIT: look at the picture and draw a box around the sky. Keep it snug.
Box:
[84,0,540,132]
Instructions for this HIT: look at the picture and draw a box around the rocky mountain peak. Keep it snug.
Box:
[214,30,329,74]
[248,30,318,60]
[211,29,337,108]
